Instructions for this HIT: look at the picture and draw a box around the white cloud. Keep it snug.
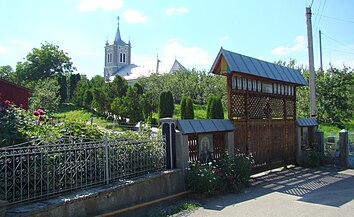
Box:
[10,40,31,51]
[270,35,306,56]
[77,0,123,12]
[122,9,148,23]
[0,45,8,55]
[165,7,188,15]
[132,39,210,73]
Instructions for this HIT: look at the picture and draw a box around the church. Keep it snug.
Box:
[104,17,188,81]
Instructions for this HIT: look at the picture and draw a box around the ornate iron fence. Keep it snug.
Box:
[0,137,166,205]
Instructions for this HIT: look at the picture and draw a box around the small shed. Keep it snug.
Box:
[0,78,32,110]
[210,48,307,170]
[177,119,235,162]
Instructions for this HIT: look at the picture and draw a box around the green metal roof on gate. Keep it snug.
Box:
[210,48,307,86]
[296,118,318,127]
[177,119,235,135]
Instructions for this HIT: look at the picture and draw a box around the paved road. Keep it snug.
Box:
[182,166,354,217]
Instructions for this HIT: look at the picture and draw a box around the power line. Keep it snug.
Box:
[321,15,354,24]
[322,47,354,55]
[321,32,354,52]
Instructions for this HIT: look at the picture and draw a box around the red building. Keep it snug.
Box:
[0,78,32,110]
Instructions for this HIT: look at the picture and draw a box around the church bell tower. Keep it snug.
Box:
[104,16,131,81]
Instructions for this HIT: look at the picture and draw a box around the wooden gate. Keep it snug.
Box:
[231,88,296,171]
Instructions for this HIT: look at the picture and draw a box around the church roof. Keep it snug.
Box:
[210,48,307,86]
[169,59,187,74]
[109,64,151,81]
[114,17,127,46]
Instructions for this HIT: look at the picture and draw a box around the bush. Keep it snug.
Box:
[186,152,253,195]
[180,96,194,119]
[303,149,325,167]
[159,90,174,119]
[206,96,224,119]
[0,99,104,147]
[186,162,221,196]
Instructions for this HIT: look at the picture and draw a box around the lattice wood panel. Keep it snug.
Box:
[270,98,284,119]
[286,100,295,119]
[249,96,267,119]
[188,134,199,162]
[213,133,225,160]
[231,91,245,119]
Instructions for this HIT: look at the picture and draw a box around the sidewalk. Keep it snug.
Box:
[180,165,354,217]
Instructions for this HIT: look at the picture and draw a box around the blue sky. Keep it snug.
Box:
[1,0,354,78]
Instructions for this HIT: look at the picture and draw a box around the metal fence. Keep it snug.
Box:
[0,137,166,205]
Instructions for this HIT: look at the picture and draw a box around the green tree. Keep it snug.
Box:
[159,90,174,119]
[29,77,61,112]
[15,42,75,83]
[57,74,68,102]
[207,96,224,119]
[69,73,81,101]
[72,75,90,106]
[142,91,155,123]
[0,65,15,81]
[316,66,354,128]
[181,96,194,119]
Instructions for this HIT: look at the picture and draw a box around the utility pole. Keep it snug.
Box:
[306,7,316,117]
[319,30,323,72]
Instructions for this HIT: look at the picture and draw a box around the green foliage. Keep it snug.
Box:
[0,65,15,81]
[186,153,253,195]
[14,42,75,83]
[138,70,227,109]
[186,162,221,196]
[206,96,224,119]
[0,104,27,146]
[180,96,194,119]
[316,66,354,128]
[0,102,104,147]
[110,87,144,123]
[154,202,199,217]
[29,77,61,113]
[159,90,174,119]
[288,61,354,128]
[68,73,81,101]
[303,149,325,168]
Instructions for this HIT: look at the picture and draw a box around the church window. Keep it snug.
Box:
[123,53,126,63]
[120,53,123,62]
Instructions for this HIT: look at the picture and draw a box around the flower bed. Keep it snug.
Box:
[186,152,254,196]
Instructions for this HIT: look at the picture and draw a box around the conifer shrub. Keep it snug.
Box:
[159,90,174,119]
[206,96,224,119]
[180,96,194,119]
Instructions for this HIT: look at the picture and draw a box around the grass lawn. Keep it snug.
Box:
[54,104,116,130]
[318,119,354,138]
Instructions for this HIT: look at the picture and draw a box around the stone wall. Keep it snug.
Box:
[6,170,184,217]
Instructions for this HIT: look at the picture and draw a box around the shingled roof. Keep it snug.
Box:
[210,48,307,86]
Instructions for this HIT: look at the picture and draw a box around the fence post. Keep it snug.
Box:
[160,118,177,169]
[339,129,349,168]
[104,135,110,184]
[314,129,324,154]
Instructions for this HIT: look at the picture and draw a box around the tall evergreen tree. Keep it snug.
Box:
[207,96,224,119]
[181,96,194,119]
[159,90,174,119]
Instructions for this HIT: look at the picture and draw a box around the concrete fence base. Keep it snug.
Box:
[6,170,185,217]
